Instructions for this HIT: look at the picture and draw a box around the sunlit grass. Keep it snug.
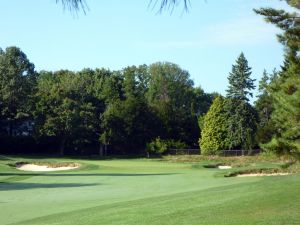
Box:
[0,155,299,225]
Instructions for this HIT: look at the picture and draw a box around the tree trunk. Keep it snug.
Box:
[99,145,103,157]
[60,137,66,156]
[104,144,107,156]
[9,121,13,137]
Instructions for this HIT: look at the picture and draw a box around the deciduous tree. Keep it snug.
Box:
[0,47,36,136]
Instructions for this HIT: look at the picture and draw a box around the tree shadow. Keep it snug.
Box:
[0,172,178,177]
[1,154,146,161]
[0,182,100,191]
[0,155,10,161]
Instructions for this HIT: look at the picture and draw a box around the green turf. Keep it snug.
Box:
[0,155,299,225]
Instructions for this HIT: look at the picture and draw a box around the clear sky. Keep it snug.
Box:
[0,0,294,97]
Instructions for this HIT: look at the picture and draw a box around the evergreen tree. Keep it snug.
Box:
[200,96,229,155]
[225,53,257,150]
[254,4,300,52]
[255,69,278,144]
[256,70,272,127]
[226,99,258,150]
[262,60,300,155]
[226,53,255,101]
[255,1,300,156]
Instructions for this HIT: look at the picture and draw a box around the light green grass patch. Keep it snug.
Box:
[0,155,299,225]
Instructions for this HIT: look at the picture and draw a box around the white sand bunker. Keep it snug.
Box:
[237,173,290,177]
[17,163,79,172]
[218,165,232,169]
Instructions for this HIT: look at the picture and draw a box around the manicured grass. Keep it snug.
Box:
[0,155,299,225]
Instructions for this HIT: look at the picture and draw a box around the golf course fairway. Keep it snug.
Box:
[0,155,299,225]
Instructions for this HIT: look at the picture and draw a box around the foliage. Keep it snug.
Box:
[56,0,87,13]
[225,99,258,150]
[254,5,300,52]
[260,61,300,156]
[200,96,229,155]
[146,137,169,156]
[32,63,206,155]
[225,53,257,150]
[255,2,300,156]
[226,53,255,102]
[0,46,36,137]
[146,138,187,156]
[165,139,188,149]
[255,70,272,127]
[152,0,300,13]
[255,69,278,144]
[100,66,158,153]
[0,55,212,155]
[147,62,203,145]
[34,70,104,155]
[286,0,300,8]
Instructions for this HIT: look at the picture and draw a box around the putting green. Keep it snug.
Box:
[0,156,299,225]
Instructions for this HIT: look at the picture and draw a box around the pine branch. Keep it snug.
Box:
[56,0,88,14]
[149,0,191,13]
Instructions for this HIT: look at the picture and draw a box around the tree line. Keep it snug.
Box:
[1,43,299,157]
[1,0,299,157]
[0,50,215,155]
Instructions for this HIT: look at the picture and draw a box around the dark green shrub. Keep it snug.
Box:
[166,139,188,149]
[146,137,168,157]
[146,138,187,157]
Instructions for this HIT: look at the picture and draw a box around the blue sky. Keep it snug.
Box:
[0,0,294,97]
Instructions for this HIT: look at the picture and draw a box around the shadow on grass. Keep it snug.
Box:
[2,154,147,161]
[0,155,11,161]
[0,182,100,191]
[0,172,178,177]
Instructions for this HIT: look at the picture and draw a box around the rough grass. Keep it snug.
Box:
[163,153,298,165]
[0,155,299,225]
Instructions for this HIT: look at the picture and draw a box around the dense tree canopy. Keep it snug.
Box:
[147,62,199,144]
[34,70,104,155]
[0,47,36,136]
[0,48,214,155]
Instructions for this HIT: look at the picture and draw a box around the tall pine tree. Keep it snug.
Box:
[255,1,300,156]
[226,53,257,150]
[226,53,255,101]
[261,58,300,155]
[255,69,278,144]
